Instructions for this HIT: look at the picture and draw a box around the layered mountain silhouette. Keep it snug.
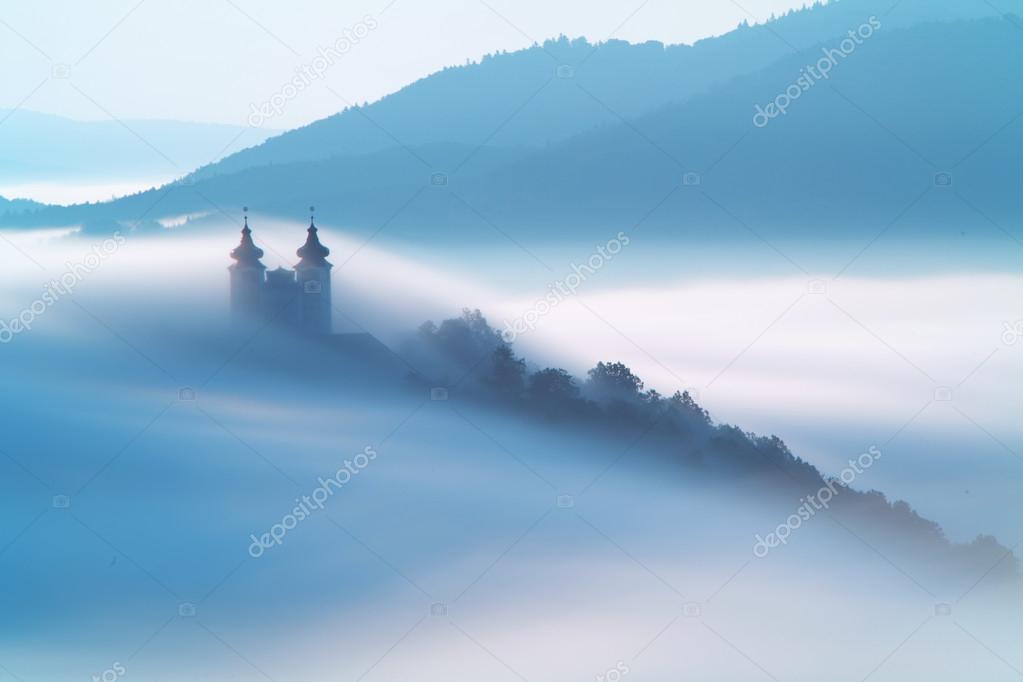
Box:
[7,0,1021,245]
[0,109,275,186]
[187,0,1018,179]
[0,196,43,214]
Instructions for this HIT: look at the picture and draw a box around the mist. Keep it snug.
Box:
[2,219,1021,541]
[0,219,1019,681]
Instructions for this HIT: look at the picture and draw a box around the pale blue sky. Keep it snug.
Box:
[1,0,811,128]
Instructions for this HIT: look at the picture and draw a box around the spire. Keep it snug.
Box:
[230,208,266,268]
[296,208,331,267]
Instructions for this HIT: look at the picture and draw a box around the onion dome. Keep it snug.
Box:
[230,216,266,268]
[295,218,331,267]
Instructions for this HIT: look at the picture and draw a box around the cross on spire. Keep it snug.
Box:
[231,206,264,267]
[297,206,330,266]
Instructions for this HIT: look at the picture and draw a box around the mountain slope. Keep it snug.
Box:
[466,15,1023,237]
[190,0,1019,181]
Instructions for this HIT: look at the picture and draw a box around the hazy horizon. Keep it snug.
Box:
[2,0,813,128]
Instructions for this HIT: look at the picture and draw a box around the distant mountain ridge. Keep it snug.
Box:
[7,0,1022,246]
[0,109,276,186]
[186,0,1018,181]
[0,196,44,215]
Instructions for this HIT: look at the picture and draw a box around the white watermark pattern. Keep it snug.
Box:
[753,17,881,128]
[753,446,882,557]
[248,16,379,127]
[1001,320,1023,345]
[91,662,126,682]
[502,231,630,342]
[248,446,378,557]
[0,232,126,344]
[595,661,630,682]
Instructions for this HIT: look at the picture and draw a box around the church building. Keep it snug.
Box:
[229,214,333,334]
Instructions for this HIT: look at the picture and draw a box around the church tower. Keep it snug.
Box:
[294,213,333,335]
[228,213,266,329]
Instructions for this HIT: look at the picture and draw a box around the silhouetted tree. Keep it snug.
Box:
[405,308,1021,578]
[417,308,503,369]
[668,390,711,426]
[488,344,526,397]
[528,368,579,403]
[585,361,644,403]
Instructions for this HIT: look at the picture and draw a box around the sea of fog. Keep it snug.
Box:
[0,177,176,206]
[4,216,1016,541]
[0,218,1021,680]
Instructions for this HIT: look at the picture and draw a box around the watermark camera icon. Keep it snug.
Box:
[178,602,196,617]
[555,64,574,79]
[430,387,448,401]
[934,386,953,402]
[682,172,701,187]
[430,172,448,187]
[51,63,71,79]
[52,494,71,509]
[304,280,322,294]
[430,602,447,617]
[807,279,828,295]
[556,494,575,509]
[934,603,952,616]
[179,387,196,401]
[934,172,952,187]
[682,602,702,617]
